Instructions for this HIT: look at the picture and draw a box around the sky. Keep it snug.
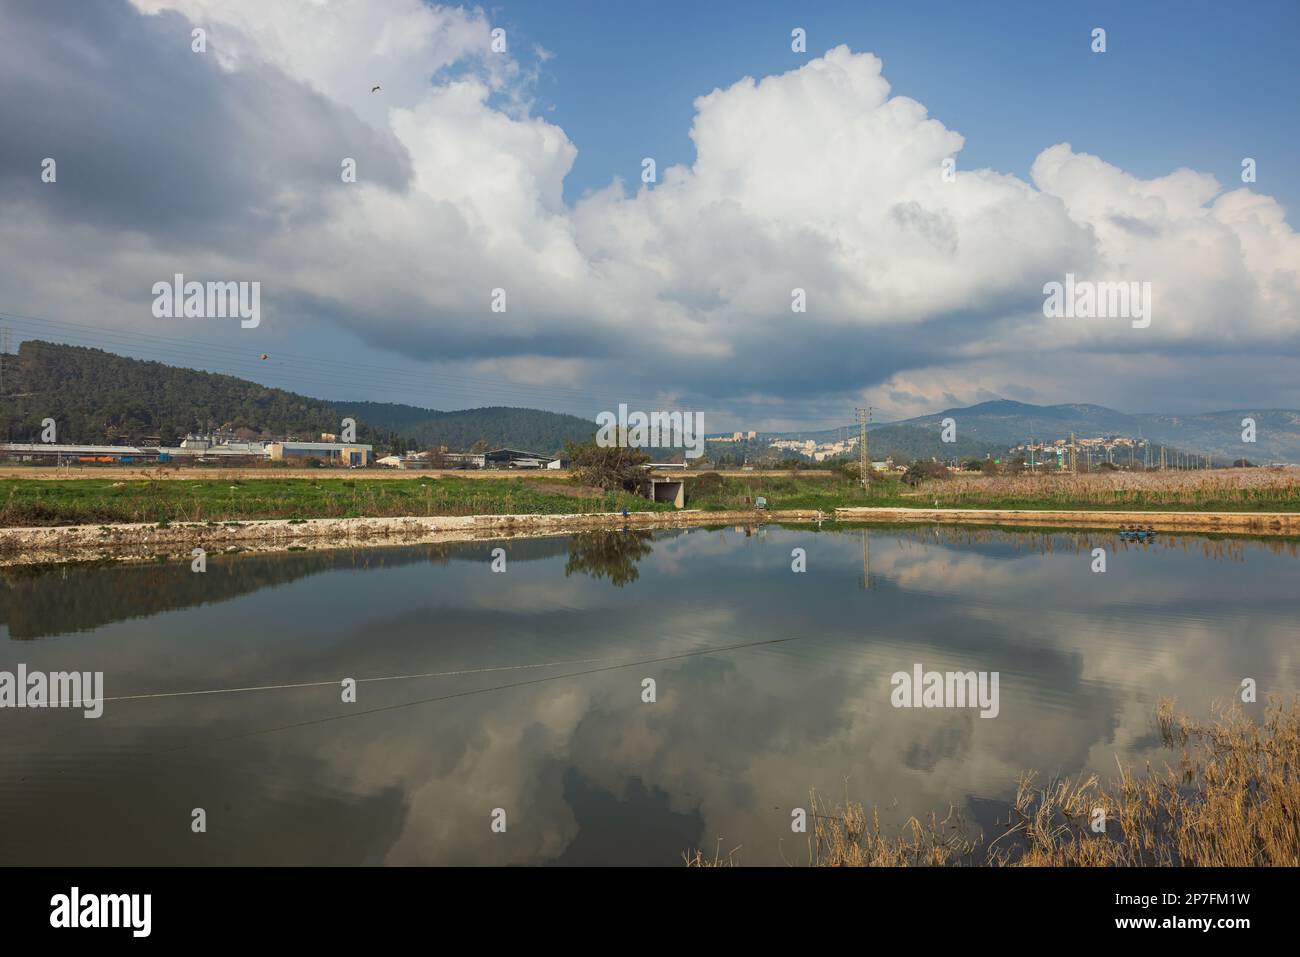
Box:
[1,0,1297,430]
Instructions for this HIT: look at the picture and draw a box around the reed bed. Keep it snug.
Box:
[687,699,1300,867]
[911,468,1300,511]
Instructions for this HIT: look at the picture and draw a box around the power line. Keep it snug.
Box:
[126,635,806,759]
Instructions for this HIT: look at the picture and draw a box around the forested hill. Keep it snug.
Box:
[0,340,379,446]
[0,341,594,453]
[343,401,595,454]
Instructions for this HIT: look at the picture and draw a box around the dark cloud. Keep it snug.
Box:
[0,0,410,243]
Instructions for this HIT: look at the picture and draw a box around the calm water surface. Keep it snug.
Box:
[2,524,1298,865]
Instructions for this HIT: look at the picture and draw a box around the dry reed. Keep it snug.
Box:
[687,699,1300,866]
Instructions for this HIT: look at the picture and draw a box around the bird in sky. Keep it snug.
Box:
[370,84,381,93]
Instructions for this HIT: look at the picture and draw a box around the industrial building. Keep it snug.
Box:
[3,437,372,467]
[377,451,438,469]
[0,443,158,464]
[484,449,563,469]
[441,452,487,469]
[267,442,371,466]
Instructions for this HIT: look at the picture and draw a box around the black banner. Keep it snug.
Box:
[0,866,1273,942]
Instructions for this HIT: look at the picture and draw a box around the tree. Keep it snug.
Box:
[691,471,725,496]
[903,460,948,486]
[565,439,649,492]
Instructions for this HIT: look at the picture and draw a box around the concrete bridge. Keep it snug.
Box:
[644,474,686,508]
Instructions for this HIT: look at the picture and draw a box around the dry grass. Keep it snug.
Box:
[910,468,1300,511]
[687,699,1300,866]
[681,841,743,867]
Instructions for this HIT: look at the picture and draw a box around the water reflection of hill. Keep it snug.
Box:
[1,537,573,640]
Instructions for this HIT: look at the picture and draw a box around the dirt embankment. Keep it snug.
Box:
[834,506,1300,534]
[3,505,1296,567]
[0,509,829,566]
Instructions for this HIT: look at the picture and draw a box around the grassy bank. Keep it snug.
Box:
[2,468,1298,528]
[0,476,668,527]
[688,700,1300,867]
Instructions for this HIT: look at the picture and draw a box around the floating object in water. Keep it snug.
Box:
[1118,523,1156,542]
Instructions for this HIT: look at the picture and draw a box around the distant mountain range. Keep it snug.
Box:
[2,342,1295,463]
[800,400,1300,464]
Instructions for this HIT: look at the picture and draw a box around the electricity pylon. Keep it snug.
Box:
[856,407,871,490]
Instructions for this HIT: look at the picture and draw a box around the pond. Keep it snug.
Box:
[1,524,1297,865]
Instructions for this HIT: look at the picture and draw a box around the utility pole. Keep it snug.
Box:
[0,325,8,445]
[855,407,871,491]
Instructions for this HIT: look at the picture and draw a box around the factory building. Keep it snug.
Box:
[0,443,156,464]
[484,449,562,469]
[267,442,371,466]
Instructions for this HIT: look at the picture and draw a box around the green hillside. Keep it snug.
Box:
[0,341,593,453]
[343,401,595,456]
[0,340,397,446]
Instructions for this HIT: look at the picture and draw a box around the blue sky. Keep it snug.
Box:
[503,0,1299,219]
[2,0,1298,429]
